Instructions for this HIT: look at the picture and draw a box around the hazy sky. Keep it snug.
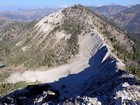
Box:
[0,0,140,11]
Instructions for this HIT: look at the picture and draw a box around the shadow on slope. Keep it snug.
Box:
[0,46,138,105]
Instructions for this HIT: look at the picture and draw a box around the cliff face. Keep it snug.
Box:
[0,5,140,105]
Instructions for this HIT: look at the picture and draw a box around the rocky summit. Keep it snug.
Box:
[0,5,140,105]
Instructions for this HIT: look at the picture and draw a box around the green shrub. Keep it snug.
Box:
[0,82,39,97]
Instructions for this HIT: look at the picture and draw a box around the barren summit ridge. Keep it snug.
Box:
[6,5,133,68]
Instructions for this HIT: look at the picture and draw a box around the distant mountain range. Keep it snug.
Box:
[88,4,140,33]
[0,8,58,22]
[0,4,140,33]
[112,4,140,33]
[0,17,14,28]
[88,5,128,16]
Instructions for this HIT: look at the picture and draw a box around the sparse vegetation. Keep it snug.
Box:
[61,18,82,55]
[0,81,39,97]
[0,72,10,82]
[126,33,140,77]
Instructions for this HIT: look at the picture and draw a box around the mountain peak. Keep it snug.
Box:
[2,5,133,69]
